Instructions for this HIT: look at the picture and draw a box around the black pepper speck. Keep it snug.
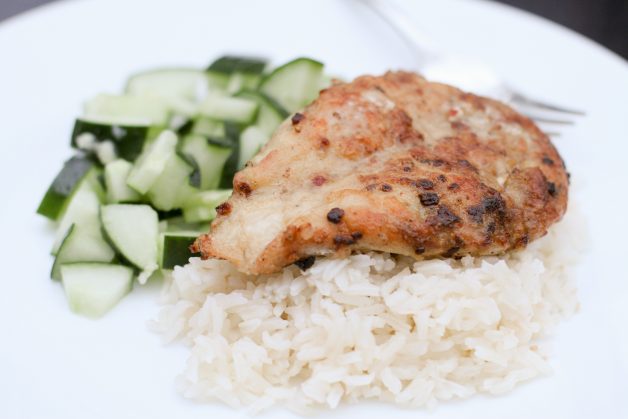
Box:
[327,207,345,223]
[351,231,363,240]
[418,179,434,189]
[291,113,305,125]
[435,206,460,226]
[419,192,439,206]
[334,235,356,245]
[442,246,461,258]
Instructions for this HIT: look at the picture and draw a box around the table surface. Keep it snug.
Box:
[1,0,627,59]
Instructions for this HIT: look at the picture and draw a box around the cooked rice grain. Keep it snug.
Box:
[151,206,584,413]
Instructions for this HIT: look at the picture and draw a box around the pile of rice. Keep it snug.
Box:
[151,206,584,413]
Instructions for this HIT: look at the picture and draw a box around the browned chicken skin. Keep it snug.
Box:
[193,72,568,275]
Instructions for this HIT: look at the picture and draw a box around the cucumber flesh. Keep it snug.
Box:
[84,94,171,126]
[238,125,268,169]
[37,156,94,221]
[160,232,201,270]
[51,225,116,281]
[125,68,207,101]
[198,94,259,124]
[101,204,159,279]
[61,263,133,318]
[147,155,194,211]
[191,118,225,138]
[104,159,142,203]
[180,134,232,190]
[260,57,324,112]
[126,130,178,194]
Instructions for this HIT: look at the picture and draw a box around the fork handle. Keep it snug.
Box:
[358,0,441,65]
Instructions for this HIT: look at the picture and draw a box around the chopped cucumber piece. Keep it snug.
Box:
[52,167,106,254]
[71,118,162,162]
[147,155,194,211]
[198,94,259,124]
[126,130,178,194]
[101,204,159,277]
[51,224,116,280]
[182,189,232,223]
[37,156,94,221]
[84,94,171,126]
[238,125,268,168]
[125,68,207,101]
[260,57,324,112]
[160,232,200,270]
[180,134,232,190]
[207,56,267,75]
[61,263,133,318]
[104,159,142,203]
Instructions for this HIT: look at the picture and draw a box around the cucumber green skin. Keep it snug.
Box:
[37,156,95,221]
[156,208,184,220]
[161,234,199,269]
[71,119,163,162]
[207,56,268,75]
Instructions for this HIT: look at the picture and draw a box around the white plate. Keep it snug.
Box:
[1,0,626,418]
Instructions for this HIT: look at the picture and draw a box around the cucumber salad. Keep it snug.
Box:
[37,56,331,318]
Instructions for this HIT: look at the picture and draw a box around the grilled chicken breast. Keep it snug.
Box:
[193,72,568,275]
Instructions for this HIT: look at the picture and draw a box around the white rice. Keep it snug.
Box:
[151,205,584,413]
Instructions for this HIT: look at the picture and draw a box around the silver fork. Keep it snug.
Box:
[358,0,585,134]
